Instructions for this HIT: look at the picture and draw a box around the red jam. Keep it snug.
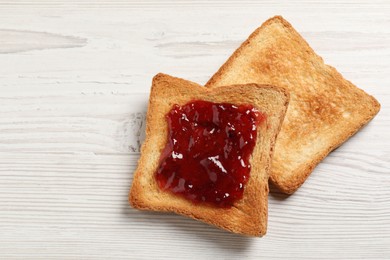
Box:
[155,100,263,208]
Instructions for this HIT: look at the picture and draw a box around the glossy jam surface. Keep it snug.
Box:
[155,100,263,207]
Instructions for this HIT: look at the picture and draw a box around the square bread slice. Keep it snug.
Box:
[129,73,289,236]
[206,16,381,194]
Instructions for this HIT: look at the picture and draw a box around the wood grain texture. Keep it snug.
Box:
[0,0,389,259]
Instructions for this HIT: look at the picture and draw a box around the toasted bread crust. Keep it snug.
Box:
[206,16,380,194]
[130,73,289,236]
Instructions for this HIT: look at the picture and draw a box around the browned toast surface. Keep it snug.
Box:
[206,16,380,194]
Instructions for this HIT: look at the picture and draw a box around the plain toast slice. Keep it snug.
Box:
[206,16,380,194]
[129,73,289,236]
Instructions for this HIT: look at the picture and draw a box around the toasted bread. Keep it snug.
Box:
[129,73,289,236]
[206,16,380,194]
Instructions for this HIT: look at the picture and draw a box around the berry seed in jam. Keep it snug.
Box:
[155,100,264,208]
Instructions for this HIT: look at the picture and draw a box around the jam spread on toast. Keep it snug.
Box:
[155,100,263,207]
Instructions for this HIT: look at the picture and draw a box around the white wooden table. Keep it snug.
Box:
[1,1,389,259]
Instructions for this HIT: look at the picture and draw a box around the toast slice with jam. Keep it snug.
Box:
[129,73,289,236]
